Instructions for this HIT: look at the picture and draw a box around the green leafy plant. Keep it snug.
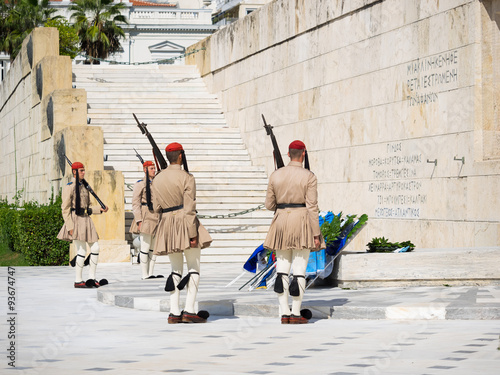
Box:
[0,191,69,266]
[44,18,79,59]
[320,212,369,246]
[320,214,342,246]
[367,237,415,252]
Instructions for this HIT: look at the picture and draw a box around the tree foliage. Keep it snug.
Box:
[44,18,79,59]
[0,0,59,60]
[69,0,128,62]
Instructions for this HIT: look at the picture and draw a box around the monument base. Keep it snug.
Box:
[337,247,500,288]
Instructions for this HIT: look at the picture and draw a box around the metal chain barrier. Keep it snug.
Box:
[124,181,265,219]
[197,204,265,219]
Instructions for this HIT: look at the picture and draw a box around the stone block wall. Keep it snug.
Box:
[187,0,500,250]
[0,28,129,262]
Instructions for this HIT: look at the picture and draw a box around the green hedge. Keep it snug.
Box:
[0,193,69,266]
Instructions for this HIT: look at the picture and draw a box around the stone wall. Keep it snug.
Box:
[187,0,500,251]
[0,28,129,262]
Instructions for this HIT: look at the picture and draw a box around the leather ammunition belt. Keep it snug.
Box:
[161,205,183,213]
[276,203,306,209]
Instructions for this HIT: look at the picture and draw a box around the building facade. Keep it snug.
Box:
[48,0,218,64]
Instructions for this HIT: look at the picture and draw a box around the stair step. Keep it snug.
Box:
[88,103,221,109]
[93,119,228,125]
[106,148,247,156]
[86,98,220,104]
[124,195,267,202]
[78,64,271,262]
[123,171,268,179]
[102,135,244,143]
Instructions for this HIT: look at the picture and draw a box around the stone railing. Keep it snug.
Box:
[130,9,200,22]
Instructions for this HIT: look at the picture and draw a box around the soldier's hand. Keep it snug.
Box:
[138,222,142,231]
[314,236,321,249]
[101,206,109,213]
[69,229,73,237]
[190,236,198,248]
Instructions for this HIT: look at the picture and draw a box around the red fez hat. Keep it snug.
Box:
[289,140,306,150]
[165,142,183,152]
[71,162,84,170]
[143,161,154,168]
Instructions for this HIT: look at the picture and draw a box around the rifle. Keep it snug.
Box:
[262,114,284,169]
[133,148,144,165]
[64,155,107,210]
[133,113,168,170]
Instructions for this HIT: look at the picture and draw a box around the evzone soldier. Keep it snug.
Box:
[57,162,109,288]
[264,140,324,324]
[130,160,163,279]
[152,142,212,324]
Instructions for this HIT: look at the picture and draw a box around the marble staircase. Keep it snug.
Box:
[72,64,273,263]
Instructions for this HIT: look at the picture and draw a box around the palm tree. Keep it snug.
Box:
[0,0,59,60]
[69,0,128,63]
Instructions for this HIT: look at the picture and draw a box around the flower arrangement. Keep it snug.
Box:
[366,237,415,253]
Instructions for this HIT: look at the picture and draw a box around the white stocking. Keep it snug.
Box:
[184,247,201,314]
[140,234,153,279]
[276,249,292,316]
[290,248,310,316]
[74,240,87,282]
[88,242,100,280]
[168,252,183,316]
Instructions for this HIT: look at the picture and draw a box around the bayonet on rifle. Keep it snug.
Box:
[133,148,144,165]
[262,114,285,169]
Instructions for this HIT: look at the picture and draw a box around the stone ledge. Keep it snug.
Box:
[95,279,500,321]
[337,247,500,288]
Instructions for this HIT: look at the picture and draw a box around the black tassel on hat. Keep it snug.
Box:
[304,150,310,170]
[74,172,83,216]
[181,150,189,173]
[145,174,153,211]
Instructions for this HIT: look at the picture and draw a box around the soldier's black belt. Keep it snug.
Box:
[71,208,92,216]
[141,203,148,206]
[161,205,183,213]
[276,203,306,209]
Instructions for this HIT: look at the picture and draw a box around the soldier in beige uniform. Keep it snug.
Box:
[130,160,162,279]
[264,140,324,324]
[57,162,109,288]
[152,142,212,324]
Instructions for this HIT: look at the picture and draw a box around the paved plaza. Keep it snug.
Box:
[1,263,499,374]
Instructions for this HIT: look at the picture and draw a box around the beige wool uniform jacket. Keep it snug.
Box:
[57,179,102,243]
[129,178,159,236]
[263,161,325,251]
[151,164,212,255]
